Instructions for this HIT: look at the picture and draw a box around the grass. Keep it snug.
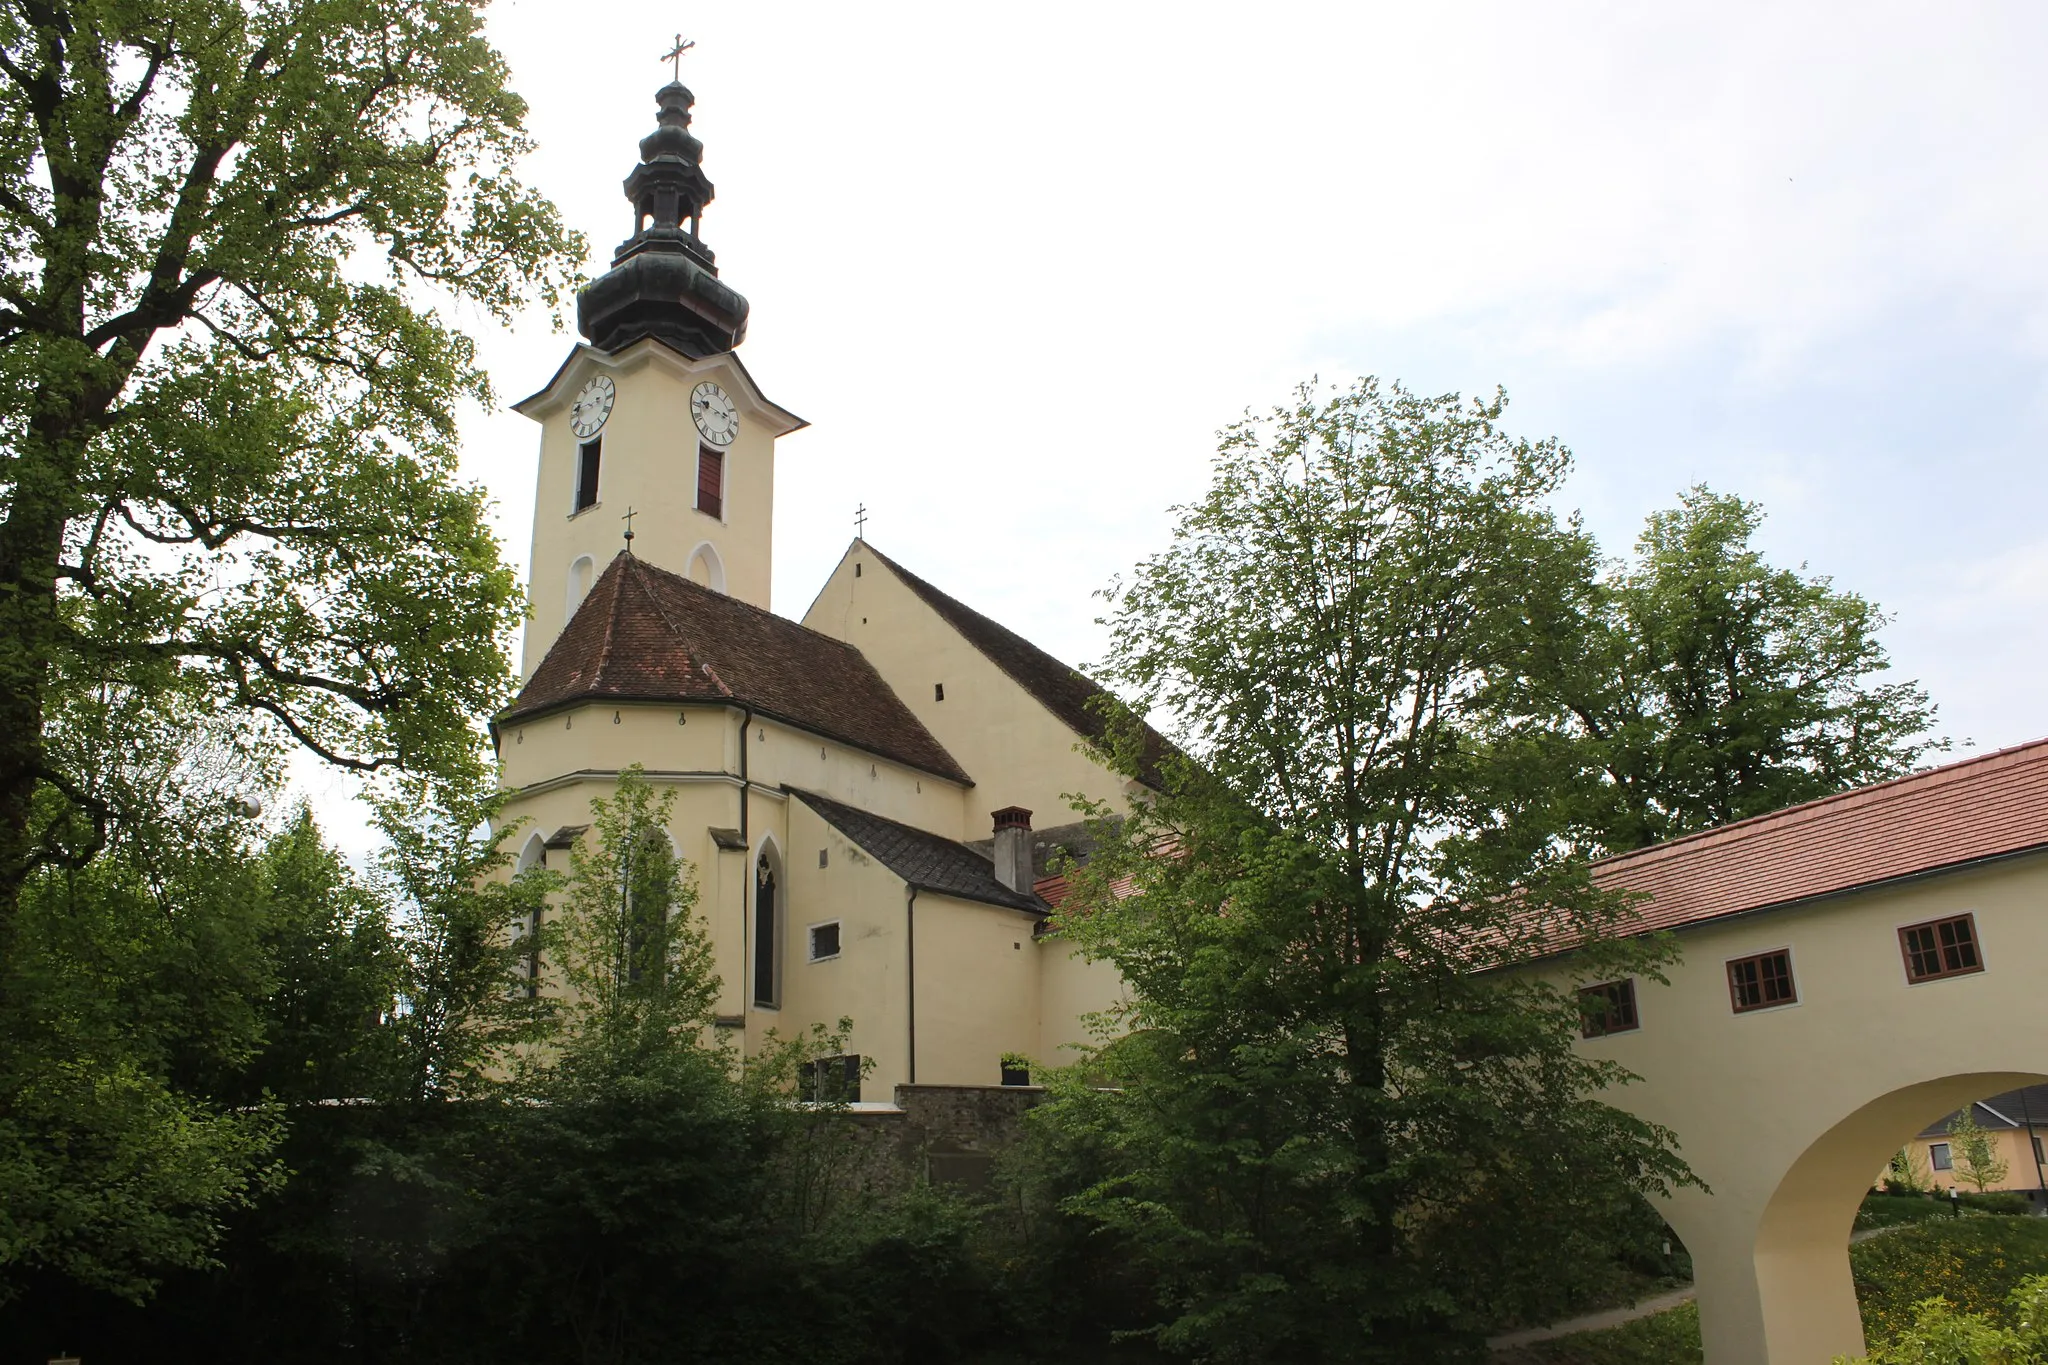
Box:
[1515,1218,2048,1364]
[1856,1192,1959,1230]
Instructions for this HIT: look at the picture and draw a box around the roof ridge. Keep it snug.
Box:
[1593,735,2048,871]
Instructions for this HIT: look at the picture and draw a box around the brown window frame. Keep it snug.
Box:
[1578,978,1641,1038]
[573,437,602,513]
[696,443,725,520]
[1929,1141,1952,1172]
[1727,949,1798,1014]
[1898,913,1984,984]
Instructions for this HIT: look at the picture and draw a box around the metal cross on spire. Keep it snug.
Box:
[855,503,868,540]
[661,33,696,81]
[622,506,637,550]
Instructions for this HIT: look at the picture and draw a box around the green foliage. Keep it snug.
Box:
[1858,1192,1954,1230]
[1852,1218,2048,1347]
[1834,1275,2048,1365]
[369,767,552,1102]
[1887,1146,1934,1195]
[1950,1110,2013,1194]
[0,0,583,917]
[1518,1300,1704,1365]
[1037,378,1694,1362]
[1541,487,1943,851]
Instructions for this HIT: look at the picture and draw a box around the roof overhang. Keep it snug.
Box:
[511,338,807,438]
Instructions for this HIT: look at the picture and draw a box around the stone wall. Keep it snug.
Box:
[838,1083,1045,1194]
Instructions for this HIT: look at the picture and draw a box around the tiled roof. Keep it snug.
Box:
[1917,1085,2048,1138]
[862,543,1179,789]
[504,553,971,785]
[786,788,1046,914]
[1592,737,2048,935]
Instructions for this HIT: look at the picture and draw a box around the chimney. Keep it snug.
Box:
[991,807,1033,894]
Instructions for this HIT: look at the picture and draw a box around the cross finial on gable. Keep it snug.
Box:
[622,505,637,551]
[855,503,868,539]
[661,33,696,81]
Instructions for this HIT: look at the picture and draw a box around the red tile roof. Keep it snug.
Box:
[1591,736,2048,934]
[502,553,972,785]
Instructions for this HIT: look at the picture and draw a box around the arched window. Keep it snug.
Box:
[514,833,548,998]
[753,843,782,1008]
[686,541,727,594]
[567,555,596,620]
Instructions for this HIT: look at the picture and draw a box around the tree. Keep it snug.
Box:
[1039,378,1692,1362]
[0,0,582,931]
[1547,487,1943,851]
[1948,1109,2010,1194]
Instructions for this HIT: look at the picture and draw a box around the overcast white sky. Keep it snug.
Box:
[297,2,2048,848]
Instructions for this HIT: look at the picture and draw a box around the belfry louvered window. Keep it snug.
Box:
[697,444,724,519]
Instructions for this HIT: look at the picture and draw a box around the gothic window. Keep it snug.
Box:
[753,850,779,1007]
[696,443,724,520]
[574,438,602,513]
[514,835,548,999]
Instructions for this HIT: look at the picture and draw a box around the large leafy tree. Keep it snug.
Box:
[0,0,581,925]
[1550,487,1942,851]
[1039,378,1691,1362]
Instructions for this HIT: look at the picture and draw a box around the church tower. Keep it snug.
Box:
[511,74,803,677]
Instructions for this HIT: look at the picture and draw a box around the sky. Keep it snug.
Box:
[295,2,2048,852]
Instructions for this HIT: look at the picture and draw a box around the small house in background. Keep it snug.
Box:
[1909,1084,2048,1202]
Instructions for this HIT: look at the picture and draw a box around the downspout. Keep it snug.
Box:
[738,704,754,1029]
[905,885,919,1085]
[2019,1086,2048,1205]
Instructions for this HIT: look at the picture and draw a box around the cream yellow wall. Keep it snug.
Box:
[1544,850,2048,1364]
[515,341,798,677]
[801,542,1135,832]
[495,699,973,1024]
[1037,932,1127,1067]
[913,893,1044,1090]
[779,797,914,1094]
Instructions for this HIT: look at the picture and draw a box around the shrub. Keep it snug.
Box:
[1958,1192,2033,1217]
[1859,1193,1955,1230]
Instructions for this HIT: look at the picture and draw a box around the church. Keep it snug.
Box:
[491,74,1149,1098]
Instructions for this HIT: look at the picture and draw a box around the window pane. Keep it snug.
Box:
[1930,1142,1952,1171]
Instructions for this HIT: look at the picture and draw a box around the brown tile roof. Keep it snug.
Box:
[503,552,971,785]
[1592,737,2048,935]
[861,542,1179,788]
[787,788,1046,914]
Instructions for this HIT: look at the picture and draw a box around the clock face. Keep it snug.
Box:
[691,381,739,447]
[569,374,615,439]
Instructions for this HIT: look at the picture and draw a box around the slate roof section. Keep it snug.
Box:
[786,787,1046,914]
[1917,1085,2048,1138]
[861,542,1179,789]
[503,553,971,785]
[1591,737,2048,936]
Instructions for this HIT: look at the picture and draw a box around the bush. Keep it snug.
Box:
[1957,1192,2033,1217]
[1858,1193,1955,1230]
[1853,1217,2048,1346]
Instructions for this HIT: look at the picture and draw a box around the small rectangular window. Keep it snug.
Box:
[1000,1061,1031,1086]
[574,438,602,512]
[1930,1142,1953,1171]
[1899,914,1984,983]
[808,921,841,962]
[1579,979,1640,1037]
[807,1054,860,1104]
[1728,950,1797,1013]
[696,444,724,519]
[934,683,945,701]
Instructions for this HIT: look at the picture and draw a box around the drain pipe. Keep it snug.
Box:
[905,885,919,1084]
[737,704,754,1024]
